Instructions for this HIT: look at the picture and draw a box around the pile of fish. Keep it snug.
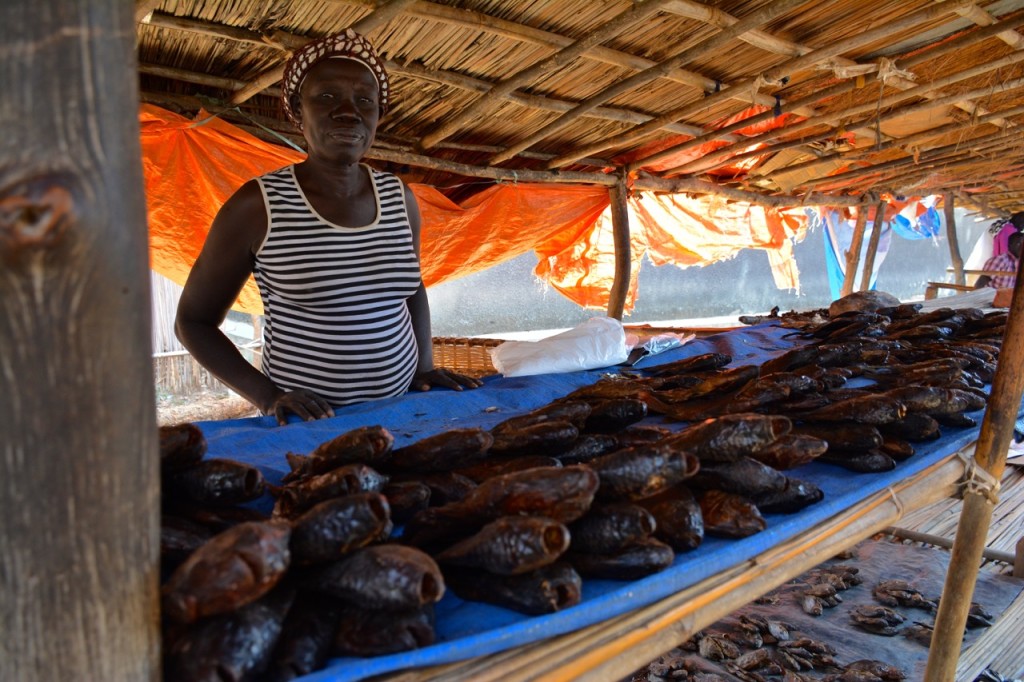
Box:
[157,302,1005,680]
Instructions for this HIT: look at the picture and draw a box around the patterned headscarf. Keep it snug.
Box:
[281,29,390,128]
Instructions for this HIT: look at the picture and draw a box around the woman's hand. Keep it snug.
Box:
[409,368,484,393]
[266,388,335,426]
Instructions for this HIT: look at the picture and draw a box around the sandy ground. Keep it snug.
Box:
[156,389,258,426]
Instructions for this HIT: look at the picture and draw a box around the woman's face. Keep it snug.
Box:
[295,58,381,165]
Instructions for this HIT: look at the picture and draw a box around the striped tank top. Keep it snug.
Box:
[254,164,422,407]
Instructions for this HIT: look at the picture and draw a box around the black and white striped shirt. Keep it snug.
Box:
[254,164,421,407]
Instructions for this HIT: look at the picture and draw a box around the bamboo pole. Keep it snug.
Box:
[623,8,1024,174]
[488,0,810,165]
[925,258,1024,680]
[859,200,887,292]
[607,176,631,320]
[420,0,677,150]
[666,50,1024,177]
[842,205,870,297]
[1,1,159,680]
[231,0,419,104]
[555,0,976,170]
[946,192,966,286]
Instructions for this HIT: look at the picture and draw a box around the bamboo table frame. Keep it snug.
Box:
[382,450,971,682]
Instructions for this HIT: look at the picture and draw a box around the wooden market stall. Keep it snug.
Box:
[6,1,1024,681]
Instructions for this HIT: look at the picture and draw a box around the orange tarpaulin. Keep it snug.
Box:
[140,104,808,316]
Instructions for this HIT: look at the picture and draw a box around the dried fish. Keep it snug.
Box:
[159,422,207,472]
[163,458,266,507]
[638,485,704,552]
[850,604,905,635]
[332,605,436,657]
[666,413,792,463]
[879,413,941,442]
[162,520,292,624]
[817,450,896,473]
[273,463,389,519]
[489,420,580,457]
[699,490,766,538]
[755,477,824,514]
[800,395,906,426]
[554,433,621,465]
[644,352,733,377]
[748,434,828,470]
[568,503,656,554]
[305,544,444,611]
[390,427,494,472]
[285,425,394,482]
[589,442,700,501]
[454,455,562,483]
[164,586,294,682]
[445,562,583,615]
[261,593,342,681]
[582,397,649,433]
[490,400,592,434]
[417,471,478,506]
[568,537,675,580]
[691,457,788,500]
[436,515,570,575]
[697,631,740,661]
[289,492,391,566]
[382,480,431,523]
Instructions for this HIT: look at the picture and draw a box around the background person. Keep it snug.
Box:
[975,231,1022,290]
[176,30,481,425]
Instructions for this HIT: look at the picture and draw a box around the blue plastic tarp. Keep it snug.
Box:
[194,324,991,681]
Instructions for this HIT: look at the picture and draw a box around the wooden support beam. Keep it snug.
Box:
[945,193,966,286]
[925,257,1024,679]
[1,1,159,680]
[859,200,887,292]
[231,0,419,105]
[488,0,809,165]
[607,176,631,320]
[134,0,159,24]
[557,0,986,170]
[841,206,870,297]
[420,0,677,150]
[673,64,1024,179]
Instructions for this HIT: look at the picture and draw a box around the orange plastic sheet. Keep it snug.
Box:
[140,104,810,317]
[141,104,304,314]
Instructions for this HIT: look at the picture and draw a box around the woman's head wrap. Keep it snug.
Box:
[281,29,390,128]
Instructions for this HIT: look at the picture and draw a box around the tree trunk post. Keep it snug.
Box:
[925,257,1024,679]
[945,192,965,286]
[859,199,887,292]
[841,203,869,297]
[0,2,160,681]
[607,174,631,320]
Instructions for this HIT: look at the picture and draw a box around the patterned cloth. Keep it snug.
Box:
[981,251,1019,289]
[281,29,390,128]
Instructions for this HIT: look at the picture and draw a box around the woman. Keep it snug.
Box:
[176,30,481,425]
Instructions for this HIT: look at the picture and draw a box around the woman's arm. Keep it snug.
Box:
[175,179,335,422]
[402,184,483,392]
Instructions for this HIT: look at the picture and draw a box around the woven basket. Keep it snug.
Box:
[432,336,502,378]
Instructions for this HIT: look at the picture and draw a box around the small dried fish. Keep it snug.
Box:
[800,395,906,425]
[638,485,704,552]
[289,492,392,566]
[490,400,592,434]
[850,604,905,635]
[382,480,431,523]
[691,457,788,500]
[749,434,828,470]
[666,413,792,463]
[261,593,342,681]
[582,397,649,433]
[489,420,580,457]
[273,463,389,519]
[285,424,395,482]
[568,537,675,580]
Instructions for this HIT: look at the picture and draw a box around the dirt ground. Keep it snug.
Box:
[156,388,258,426]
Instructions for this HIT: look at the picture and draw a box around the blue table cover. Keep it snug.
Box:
[194,324,996,681]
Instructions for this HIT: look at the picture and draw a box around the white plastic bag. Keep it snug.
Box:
[489,317,630,378]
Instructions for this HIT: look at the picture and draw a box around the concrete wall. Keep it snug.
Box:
[426,209,997,337]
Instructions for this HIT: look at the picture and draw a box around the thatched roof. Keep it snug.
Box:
[136,0,1024,214]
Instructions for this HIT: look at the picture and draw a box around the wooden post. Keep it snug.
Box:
[859,200,887,292]
[841,205,869,297]
[924,256,1024,680]
[0,2,159,681]
[945,192,966,286]
[607,176,631,320]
